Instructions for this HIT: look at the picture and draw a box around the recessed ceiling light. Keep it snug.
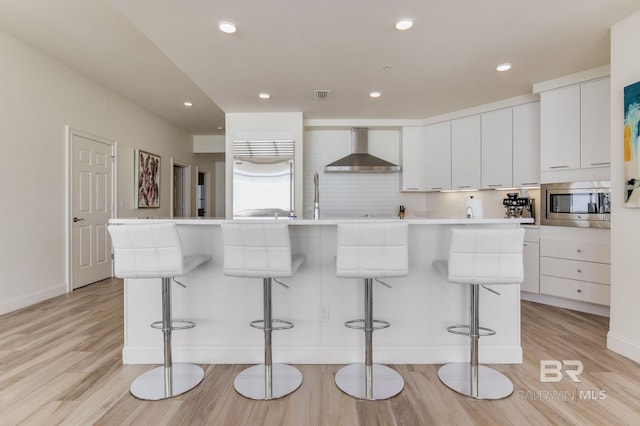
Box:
[183,101,193,107]
[395,18,413,31]
[370,91,382,98]
[259,93,270,99]
[219,21,237,34]
[496,63,512,72]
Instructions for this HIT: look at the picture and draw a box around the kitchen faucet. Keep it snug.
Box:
[313,172,320,220]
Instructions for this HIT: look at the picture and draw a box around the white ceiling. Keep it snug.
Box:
[1,0,639,134]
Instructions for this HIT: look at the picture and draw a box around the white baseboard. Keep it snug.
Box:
[520,292,610,317]
[122,344,522,365]
[607,332,640,363]
[0,283,67,315]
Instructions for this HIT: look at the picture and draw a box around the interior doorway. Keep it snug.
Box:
[171,159,191,217]
[68,127,115,290]
[196,167,211,217]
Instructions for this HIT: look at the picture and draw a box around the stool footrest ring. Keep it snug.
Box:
[150,319,196,331]
[250,319,295,331]
[345,319,390,331]
[446,324,496,337]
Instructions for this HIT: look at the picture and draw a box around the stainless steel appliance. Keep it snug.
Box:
[503,193,535,221]
[232,139,294,219]
[324,128,400,173]
[540,181,611,228]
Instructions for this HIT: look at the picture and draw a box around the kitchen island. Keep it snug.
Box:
[110,217,532,365]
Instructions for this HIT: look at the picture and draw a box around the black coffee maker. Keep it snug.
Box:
[503,193,535,220]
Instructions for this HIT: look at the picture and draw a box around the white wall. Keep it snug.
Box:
[0,29,214,314]
[608,11,640,362]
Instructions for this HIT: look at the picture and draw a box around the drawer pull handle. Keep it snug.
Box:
[577,289,582,293]
[577,249,582,253]
[577,269,582,273]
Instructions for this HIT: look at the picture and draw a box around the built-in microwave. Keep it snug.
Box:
[541,181,611,228]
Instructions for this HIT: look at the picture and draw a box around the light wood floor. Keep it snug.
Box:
[1,278,638,425]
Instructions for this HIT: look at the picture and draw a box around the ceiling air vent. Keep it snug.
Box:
[314,90,330,100]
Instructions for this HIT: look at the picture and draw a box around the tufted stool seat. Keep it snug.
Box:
[221,222,305,400]
[108,222,211,400]
[432,227,524,400]
[334,221,408,400]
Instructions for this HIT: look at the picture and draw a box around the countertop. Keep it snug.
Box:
[110,217,535,226]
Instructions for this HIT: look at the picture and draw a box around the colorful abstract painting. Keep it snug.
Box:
[136,149,160,208]
[624,81,640,206]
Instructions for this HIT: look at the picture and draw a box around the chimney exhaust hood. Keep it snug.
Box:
[324,128,400,173]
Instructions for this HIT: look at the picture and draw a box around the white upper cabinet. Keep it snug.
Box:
[540,77,610,176]
[401,127,427,191]
[451,115,481,190]
[481,108,513,189]
[425,121,451,191]
[401,100,541,192]
[512,102,540,187]
[581,78,611,168]
[540,84,581,171]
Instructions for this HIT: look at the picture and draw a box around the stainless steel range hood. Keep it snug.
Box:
[324,128,400,173]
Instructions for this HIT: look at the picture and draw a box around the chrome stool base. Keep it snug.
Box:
[335,363,404,400]
[130,363,204,401]
[438,363,514,400]
[234,363,303,400]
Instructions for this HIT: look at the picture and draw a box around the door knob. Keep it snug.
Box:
[73,217,84,223]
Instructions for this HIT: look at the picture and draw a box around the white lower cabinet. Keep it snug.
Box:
[522,227,540,293]
[539,226,610,306]
[539,276,610,306]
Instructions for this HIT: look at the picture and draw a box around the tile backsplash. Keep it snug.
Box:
[303,128,539,221]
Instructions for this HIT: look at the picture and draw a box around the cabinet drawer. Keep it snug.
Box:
[540,257,610,285]
[540,237,610,263]
[540,275,610,306]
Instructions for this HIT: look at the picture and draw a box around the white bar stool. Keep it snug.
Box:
[334,221,408,400]
[432,227,524,400]
[108,223,211,400]
[221,222,305,400]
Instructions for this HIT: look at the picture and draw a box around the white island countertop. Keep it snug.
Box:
[110,217,534,225]
[111,217,530,366]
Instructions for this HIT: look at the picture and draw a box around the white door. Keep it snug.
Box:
[70,131,113,289]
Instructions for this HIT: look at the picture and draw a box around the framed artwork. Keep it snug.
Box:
[624,81,640,206]
[135,149,160,208]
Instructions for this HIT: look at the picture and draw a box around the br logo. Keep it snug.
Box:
[540,360,584,383]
